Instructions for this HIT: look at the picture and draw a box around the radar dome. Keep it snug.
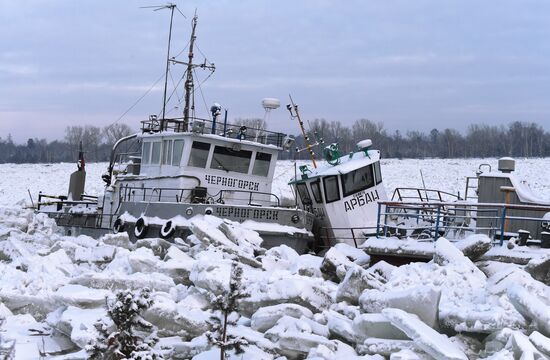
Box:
[357,139,372,149]
[262,98,280,110]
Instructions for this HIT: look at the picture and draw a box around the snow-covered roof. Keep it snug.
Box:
[291,150,380,183]
[138,132,281,151]
[481,171,550,205]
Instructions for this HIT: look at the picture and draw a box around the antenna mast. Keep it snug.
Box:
[287,95,317,168]
[161,4,175,123]
[183,14,198,127]
[169,12,215,130]
[144,3,177,129]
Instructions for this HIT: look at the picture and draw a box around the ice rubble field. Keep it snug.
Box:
[0,159,549,359]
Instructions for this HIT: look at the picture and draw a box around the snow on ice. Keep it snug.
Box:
[0,159,550,359]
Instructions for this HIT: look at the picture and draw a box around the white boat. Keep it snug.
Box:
[37,11,314,252]
[289,139,388,249]
[289,127,550,263]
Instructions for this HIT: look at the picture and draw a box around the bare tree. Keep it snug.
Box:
[103,123,134,146]
[84,126,103,161]
[64,125,85,155]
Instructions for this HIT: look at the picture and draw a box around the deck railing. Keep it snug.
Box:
[140,116,289,148]
[317,200,550,248]
[376,201,550,245]
[119,185,281,207]
[392,187,462,203]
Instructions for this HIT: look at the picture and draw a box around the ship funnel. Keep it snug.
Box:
[68,142,86,201]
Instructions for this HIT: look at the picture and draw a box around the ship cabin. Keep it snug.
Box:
[111,116,293,208]
[290,140,388,248]
[473,157,550,241]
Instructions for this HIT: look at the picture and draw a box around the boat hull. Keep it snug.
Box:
[46,201,316,253]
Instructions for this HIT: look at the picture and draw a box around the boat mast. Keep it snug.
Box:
[287,95,318,168]
[169,13,216,131]
[183,14,198,128]
[161,4,176,124]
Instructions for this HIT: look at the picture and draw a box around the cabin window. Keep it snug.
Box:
[142,142,151,164]
[296,182,312,205]
[172,139,184,166]
[323,175,340,203]
[373,161,382,185]
[341,165,375,197]
[310,179,323,203]
[210,146,252,173]
[162,140,173,165]
[252,152,272,176]
[151,142,161,164]
[188,141,211,168]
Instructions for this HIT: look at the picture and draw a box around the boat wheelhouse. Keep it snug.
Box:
[290,140,388,248]
[96,115,314,248]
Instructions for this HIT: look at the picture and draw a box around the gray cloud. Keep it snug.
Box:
[2,0,550,142]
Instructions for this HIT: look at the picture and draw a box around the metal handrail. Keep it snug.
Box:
[120,185,196,203]
[119,185,280,207]
[382,200,550,212]
[464,176,479,200]
[37,192,96,211]
[392,187,462,202]
[377,200,550,245]
[214,189,280,207]
[140,116,287,147]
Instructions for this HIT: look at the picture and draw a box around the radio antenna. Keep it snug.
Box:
[287,95,317,168]
[142,3,178,128]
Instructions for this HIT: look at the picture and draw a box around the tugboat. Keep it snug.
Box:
[36,9,315,252]
[284,101,550,262]
[286,98,388,250]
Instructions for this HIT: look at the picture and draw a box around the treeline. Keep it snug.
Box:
[283,120,550,160]
[0,120,548,163]
[0,124,133,163]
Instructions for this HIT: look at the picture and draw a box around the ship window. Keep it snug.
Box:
[323,175,340,203]
[296,182,312,205]
[341,165,375,197]
[374,161,382,185]
[172,139,184,166]
[210,146,252,173]
[151,142,161,164]
[142,142,151,164]
[162,140,173,165]
[188,141,211,168]
[252,152,272,176]
[310,179,323,203]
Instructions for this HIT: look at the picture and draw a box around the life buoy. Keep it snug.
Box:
[113,217,125,234]
[134,217,149,239]
[160,220,176,239]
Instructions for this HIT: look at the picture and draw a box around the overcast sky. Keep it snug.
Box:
[2,0,550,142]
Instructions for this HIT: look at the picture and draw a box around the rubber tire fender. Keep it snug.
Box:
[134,217,149,239]
[113,217,125,234]
[160,220,176,239]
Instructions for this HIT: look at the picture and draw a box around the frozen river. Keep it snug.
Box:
[1,157,549,206]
